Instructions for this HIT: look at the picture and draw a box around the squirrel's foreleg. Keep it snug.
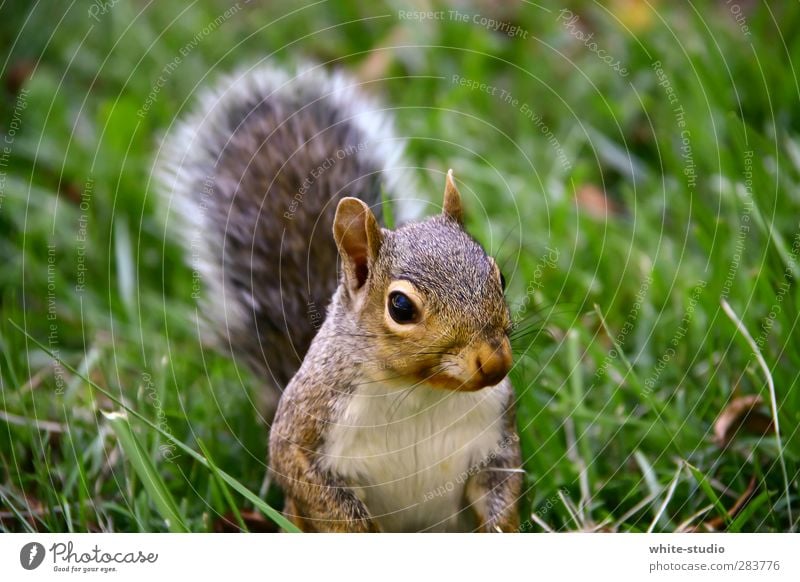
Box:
[465,430,523,533]
[270,436,379,532]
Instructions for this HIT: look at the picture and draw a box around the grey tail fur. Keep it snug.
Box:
[155,64,412,411]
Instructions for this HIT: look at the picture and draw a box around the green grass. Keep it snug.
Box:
[1,0,799,532]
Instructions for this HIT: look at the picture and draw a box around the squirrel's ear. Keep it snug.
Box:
[442,169,464,224]
[333,197,383,291]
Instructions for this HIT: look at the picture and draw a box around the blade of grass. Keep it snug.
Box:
[197,438,248,532]
[593,304,680,437]
[592,304,645,394]
[685,462,729,528]
[613,490,660,531]
[721,299,793,528]
[0,486,37,533]
[526,511,555,532]
[557,489,582,530]
[103,411,188,532]
[114,216,135,315]
[728,490,770,533]
[381,188,395,229]
[634,450,669,529]
[11,320,299,532]
[567,329,594,497]
[727,115,800,279]
[647,462,682,533]
[60,495,74,533]
[675,505,714,532]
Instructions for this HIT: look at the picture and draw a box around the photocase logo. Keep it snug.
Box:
[20,542,46,570]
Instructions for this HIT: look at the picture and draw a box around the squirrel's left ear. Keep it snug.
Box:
[333,197,383,292]
[442,169,464,224]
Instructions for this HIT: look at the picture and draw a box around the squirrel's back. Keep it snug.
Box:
[156,65,411,408]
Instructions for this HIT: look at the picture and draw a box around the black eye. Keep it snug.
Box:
[388,291,417,324]
[500,272,506,291]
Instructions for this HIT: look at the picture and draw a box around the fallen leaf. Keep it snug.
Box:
[713,395,774,447]
[575,185,621,220]
[5,59,33,94]
[692,475,757,532]
[356,26,411,84]
[61,182,83,206]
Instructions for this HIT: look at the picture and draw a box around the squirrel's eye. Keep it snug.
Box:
[388,291,417,324]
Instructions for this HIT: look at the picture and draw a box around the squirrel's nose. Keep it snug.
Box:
[470,337,512,388]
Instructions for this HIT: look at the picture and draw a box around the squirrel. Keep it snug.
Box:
[156,64,522,532]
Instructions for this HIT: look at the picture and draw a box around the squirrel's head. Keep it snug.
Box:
[333,170,512,392]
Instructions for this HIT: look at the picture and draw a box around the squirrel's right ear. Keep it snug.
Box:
[333,197,383,292]
[443,169,464,224]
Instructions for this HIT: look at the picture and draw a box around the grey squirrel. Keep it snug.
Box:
[157,65,522,532]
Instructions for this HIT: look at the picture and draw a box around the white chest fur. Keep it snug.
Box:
[319,378,509,532]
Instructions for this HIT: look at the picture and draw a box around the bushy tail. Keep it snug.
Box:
[155,64,410,410]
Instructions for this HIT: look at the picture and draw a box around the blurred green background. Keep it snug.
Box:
[1,0,798,532]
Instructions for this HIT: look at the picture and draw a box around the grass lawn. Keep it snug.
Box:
[1,0,798,532]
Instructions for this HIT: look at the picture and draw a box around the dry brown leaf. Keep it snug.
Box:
[356,26,411,85]
[713,395,774,447]
[5,59,33,94]
[691,475,757,532]
[575,185,621,220]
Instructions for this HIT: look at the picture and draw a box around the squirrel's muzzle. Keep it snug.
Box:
[468,337,512,389]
